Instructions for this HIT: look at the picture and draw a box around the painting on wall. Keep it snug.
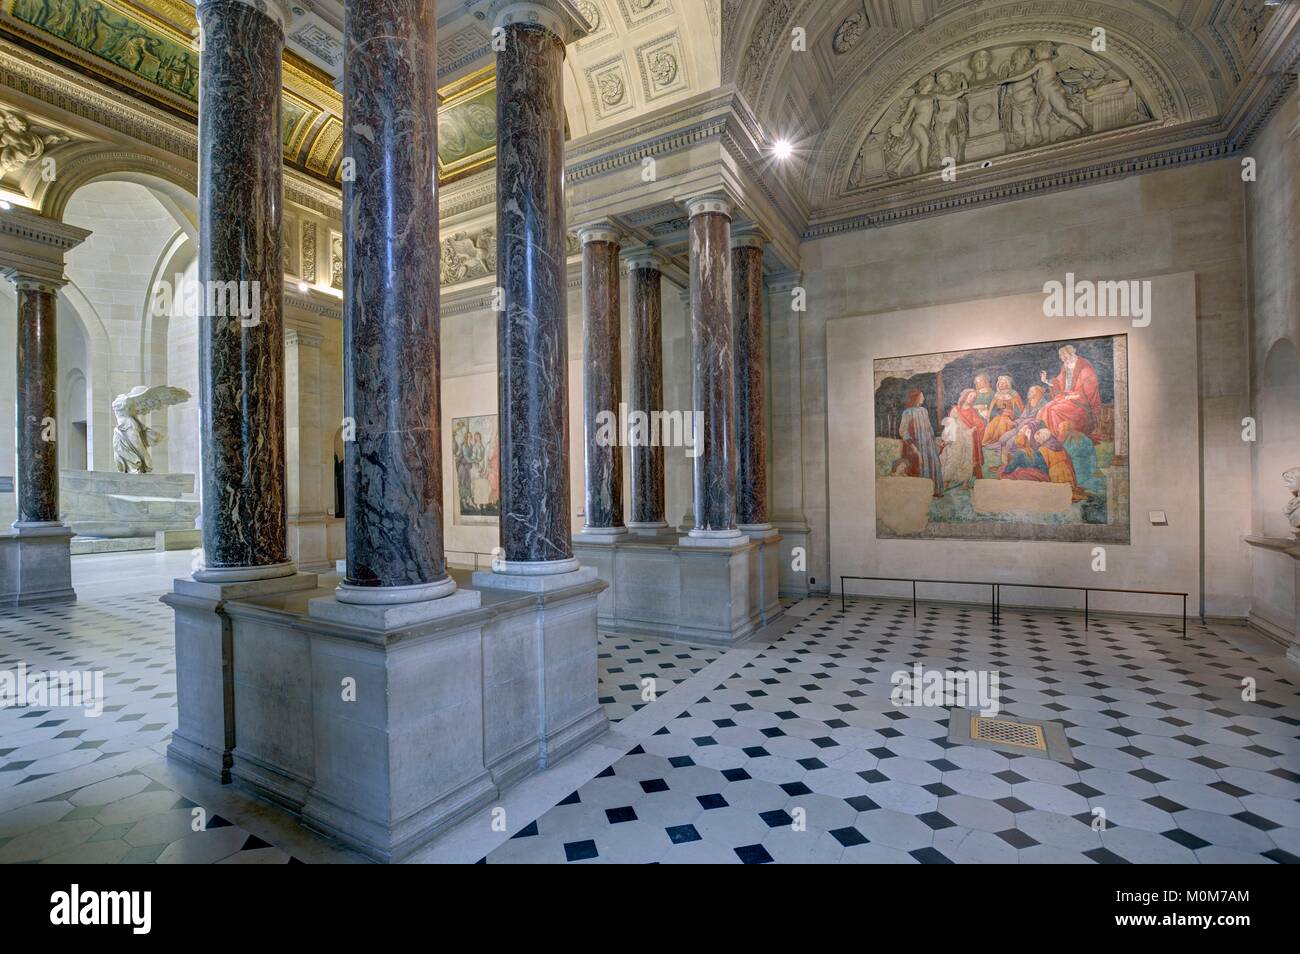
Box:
[873,334,1129,543]
[452,414,499,525]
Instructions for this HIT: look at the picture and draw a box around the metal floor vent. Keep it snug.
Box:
[970,716,1047,752]
[947,710,1072,762]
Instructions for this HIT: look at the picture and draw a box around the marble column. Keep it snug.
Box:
[330,0,455,606]
[578,224,626,537]
[11,277,61,529]
[194,0,291,582]
[684,195,742,543]
[626,252,667,531]
[494,4,579,574]
[732,232,771,532]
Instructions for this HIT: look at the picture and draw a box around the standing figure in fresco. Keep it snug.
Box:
[938,413,976,490]
[1038,344,1103,441]
[999,423,1050,481]
[1036,427,1089,501]
[948,388,986,478]
[898,389,944,497]
[971,373,996,422]
[453,419,473,511]
[981,375,1024,446]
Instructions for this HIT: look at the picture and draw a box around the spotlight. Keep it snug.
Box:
[772,139,793,161]
[297,280,309,293]
[0,200,11,210]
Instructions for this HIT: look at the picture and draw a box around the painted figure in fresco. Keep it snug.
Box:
[938,414,975,490]
[898,389,944,497]
[1059,419,1102,495]
[948,388,985,478]
[971,373,995,422]
[981,375,1024,446]
[989,383,1048,463]
[1036,427,1089,501]
[1037,344,1103,441]
[453,419,473,511]
[999,424,1050,481]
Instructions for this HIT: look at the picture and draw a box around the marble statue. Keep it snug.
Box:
[111,385,190,474]
[1285,466,1300,537]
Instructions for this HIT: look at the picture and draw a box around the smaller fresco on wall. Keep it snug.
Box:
[453,414,499,525]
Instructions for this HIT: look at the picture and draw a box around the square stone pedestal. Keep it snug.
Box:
[0,525,76,606]
[573,530,783,646]
[164,567,608,862]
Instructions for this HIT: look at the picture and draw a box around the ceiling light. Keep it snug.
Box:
[297,280,309,293]
[772,139,793,161]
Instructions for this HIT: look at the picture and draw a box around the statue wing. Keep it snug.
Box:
[122,385,191,416]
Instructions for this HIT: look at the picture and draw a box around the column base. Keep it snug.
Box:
[626,520,669,536]
[739,522,779,539]
[471,564,597,592]
[310,586,480,630]
[488,557,581,577]
[575,525,629,542]
[0,525,75,606]
[192,560,298,584]
[680,528,750,548]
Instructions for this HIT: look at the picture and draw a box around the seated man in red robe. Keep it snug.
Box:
[1036,344,1102,442]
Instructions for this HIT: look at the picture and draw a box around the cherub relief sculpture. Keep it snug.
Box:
[111,385,190,474]
[854,41,1141,183]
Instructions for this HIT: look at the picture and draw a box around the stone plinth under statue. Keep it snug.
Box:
[573,530,783,646]
[60,470,200,539]
[162,567,607,862]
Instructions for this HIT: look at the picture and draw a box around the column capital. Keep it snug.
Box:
[766,268,803,294]
[577,221,622,246]
[2,270,65,293]
[684,193,734,219]
[198,0,294,32]
[731,227,768,251]
[622,247,667,272]
[489,0,593,43]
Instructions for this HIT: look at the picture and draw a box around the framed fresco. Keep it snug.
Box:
[873,334,1129,543]
[452,414,500,525]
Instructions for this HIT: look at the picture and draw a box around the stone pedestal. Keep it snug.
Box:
[574,533,782,646]
[0,526,75,606]
[162,572,320,782]
[1244,535,1300,666]
[167,569,606,862]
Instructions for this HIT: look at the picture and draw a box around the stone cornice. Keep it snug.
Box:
[0,205,90,249]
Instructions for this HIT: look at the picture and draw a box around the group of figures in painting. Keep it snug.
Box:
[15,0,199,100]
[876,336,1127,540]
[452,415,500,523]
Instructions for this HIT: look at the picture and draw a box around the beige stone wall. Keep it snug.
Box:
[796,158,1252,616]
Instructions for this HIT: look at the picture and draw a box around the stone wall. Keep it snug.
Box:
[795,158,1252,616]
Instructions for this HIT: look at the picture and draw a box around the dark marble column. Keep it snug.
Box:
[194,0,290,582]
[578,224,625,537]
[626,252,666,530]
[684,195,742,541]
[494,5,580,573]
[11,277,61,529]
[335,0,453,603]
[732,232,770,530]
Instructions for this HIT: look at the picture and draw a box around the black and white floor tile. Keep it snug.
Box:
[1,555,1296,864]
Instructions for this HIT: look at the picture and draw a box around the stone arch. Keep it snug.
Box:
[37,148,197,227]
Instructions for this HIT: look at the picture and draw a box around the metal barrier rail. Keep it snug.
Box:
[840,574,1188,637]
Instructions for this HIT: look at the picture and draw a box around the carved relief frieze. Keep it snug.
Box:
[635,31,687,101]
[847,41,1153,189]
[301,220,317,284]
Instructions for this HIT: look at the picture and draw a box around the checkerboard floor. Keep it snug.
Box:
[485,599,1300,864]
[1,561,1297,864]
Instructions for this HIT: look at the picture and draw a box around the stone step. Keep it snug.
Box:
[60,469,194,499]
[105,494,202,519]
